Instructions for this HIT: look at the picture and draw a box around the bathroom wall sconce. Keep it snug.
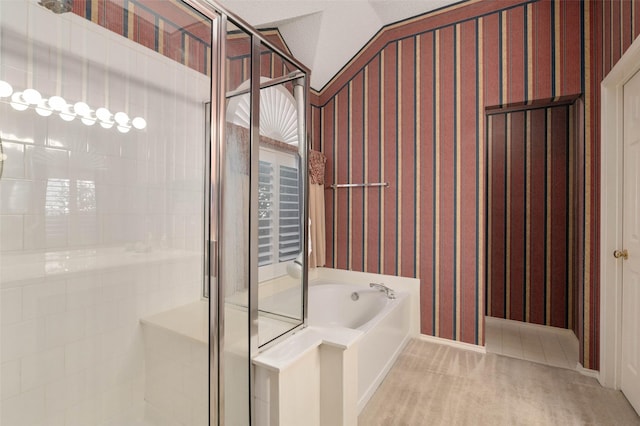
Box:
[0,79,147,133]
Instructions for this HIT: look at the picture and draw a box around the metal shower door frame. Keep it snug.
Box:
[179,0,310,424]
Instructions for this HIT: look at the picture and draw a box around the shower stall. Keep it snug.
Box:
[0,0,309,424]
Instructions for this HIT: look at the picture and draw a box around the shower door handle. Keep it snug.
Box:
[209,240,218,272]
[204,240,218,299]
[209,239,218,277]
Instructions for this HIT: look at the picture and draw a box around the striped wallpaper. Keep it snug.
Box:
[72,0,212,75]
[71,0,292,79]
[310,0,609,366]
[225,34,298,92]
[487,104,577,330]
[69,0,640,371]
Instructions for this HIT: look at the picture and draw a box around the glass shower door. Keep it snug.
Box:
[220,20,309,425]
[0,1,217,425]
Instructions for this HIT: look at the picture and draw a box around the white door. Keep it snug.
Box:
[621,69,640,414]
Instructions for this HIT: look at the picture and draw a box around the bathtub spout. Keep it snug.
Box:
[369,283,395,299]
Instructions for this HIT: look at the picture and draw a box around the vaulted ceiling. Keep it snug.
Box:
[218,0,461,91]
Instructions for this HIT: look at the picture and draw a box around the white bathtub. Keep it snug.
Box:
[307,281,411,413]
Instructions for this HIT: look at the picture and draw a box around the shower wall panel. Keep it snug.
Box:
[0,2,208,424]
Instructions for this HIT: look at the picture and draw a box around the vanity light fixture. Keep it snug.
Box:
[114,111,129,125]
[81,114,97,126]
[10,92,29,111]
[0,80,147,132]
[35,99,53,117]
[59,105,76,121]
[132,117,147,130]
[0,80,13,98]
[73,101,90,116]
[47,95,67,111]
[22,88,42,104]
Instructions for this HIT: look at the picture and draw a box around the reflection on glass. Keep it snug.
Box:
[76,180,96,212]
[221,27,307,425]
[222,21,252,426]
[255,42,305,347]
[259,41,301,81]
[0,0,213,424]
[225,77,304,343]
[226,80,299,145]
[226,21,252,94]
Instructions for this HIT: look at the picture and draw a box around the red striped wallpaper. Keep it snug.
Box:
[70,0,640,372]
[71,0,292,79]
[487,104,576,330]
[310,0,609,366]
[72,0,213,75]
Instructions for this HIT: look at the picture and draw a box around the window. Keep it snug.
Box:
[258,148,301,280]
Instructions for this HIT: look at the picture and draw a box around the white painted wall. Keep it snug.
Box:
[0,2,209,424]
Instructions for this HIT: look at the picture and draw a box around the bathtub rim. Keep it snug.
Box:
[311,268,421,338]
[307,281,408,331]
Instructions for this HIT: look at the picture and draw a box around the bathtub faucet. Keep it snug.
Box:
[369,282,396,299]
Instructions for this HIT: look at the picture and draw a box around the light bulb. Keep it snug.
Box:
[117,125,131,133]
[10,92,29,111]
[99,121,114,129]
[59,106,76,121]
[132,117,146,130]
[35,99,53,117]
[114,111,129,125]
[22,88,42,104]
[81,116,96,126]
[73,101,90,116]
[48,96,67,111]
[0,80,13,98]
[96,107,112,122]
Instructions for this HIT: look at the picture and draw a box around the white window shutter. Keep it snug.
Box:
[258,160,274,266]
[278,164,300,261]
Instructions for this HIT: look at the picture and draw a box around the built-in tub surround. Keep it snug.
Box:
[314,267,421,337]
[307,284,391,328]
[253,268,419,426]
[136,268,418,426]
[307,281,411,413]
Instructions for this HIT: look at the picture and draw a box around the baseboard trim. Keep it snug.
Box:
[576,362,600,380]
[417,334,486,354]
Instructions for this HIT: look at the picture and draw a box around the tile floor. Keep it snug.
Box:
[485,316,579,370]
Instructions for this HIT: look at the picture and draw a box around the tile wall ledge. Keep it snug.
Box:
[0,245,201,285]
[253,326,363,373]
[141,300,208,345]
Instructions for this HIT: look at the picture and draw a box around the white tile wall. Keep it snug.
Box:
[0,0,210,424]
[1,360,21,400]
[2,386,47,426]
[1,287,23,325]
[21,347,65,392]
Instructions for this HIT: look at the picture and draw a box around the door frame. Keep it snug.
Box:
[599,33,640,389]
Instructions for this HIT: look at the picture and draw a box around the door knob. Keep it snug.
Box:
[613,249,629,260]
